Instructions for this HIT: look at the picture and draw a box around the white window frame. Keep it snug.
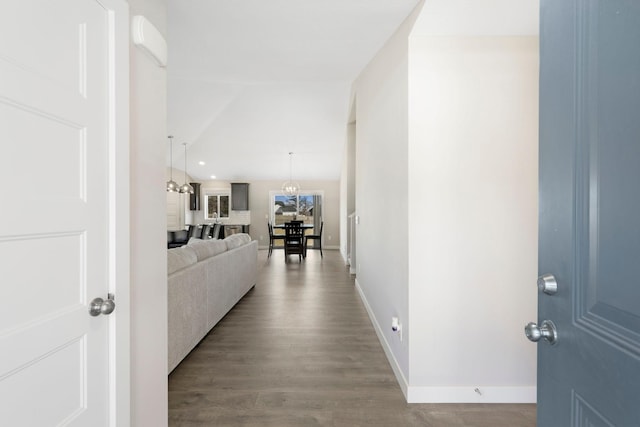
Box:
[204,190,230,221]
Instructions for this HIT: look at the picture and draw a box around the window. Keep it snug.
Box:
[271,192,322,226]
[204,192,229,220]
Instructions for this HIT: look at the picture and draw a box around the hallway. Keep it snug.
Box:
[168,250,535,426]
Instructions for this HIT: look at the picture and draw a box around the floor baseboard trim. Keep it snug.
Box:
[355,278,409,401]
[407,386,537,403]
[354,282,536,405]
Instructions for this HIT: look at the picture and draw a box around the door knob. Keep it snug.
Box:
[525,320,557,345]
[89,294,116,317]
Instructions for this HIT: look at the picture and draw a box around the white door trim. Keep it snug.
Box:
[103,1,130,425]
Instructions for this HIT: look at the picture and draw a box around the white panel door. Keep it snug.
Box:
[0,1,127,425]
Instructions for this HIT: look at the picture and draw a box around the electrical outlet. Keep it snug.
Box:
[259,235,263,241]
[328,235,332,240]
[392,317,403,341]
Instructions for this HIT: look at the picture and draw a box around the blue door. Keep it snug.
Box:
[535,0,640,425]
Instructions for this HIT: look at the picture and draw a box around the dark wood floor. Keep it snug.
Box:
[168,249,536,426]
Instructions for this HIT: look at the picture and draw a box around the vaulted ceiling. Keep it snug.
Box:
[167,0,422,181]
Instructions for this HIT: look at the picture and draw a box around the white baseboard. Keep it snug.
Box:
[355,279,537,404]
[355,278,409,400]
[407,386,536,403]
[340,248,348,264]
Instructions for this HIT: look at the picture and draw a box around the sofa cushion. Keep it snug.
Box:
[224,233,251,250]
[167,246,197,275]
[188,237,228,261]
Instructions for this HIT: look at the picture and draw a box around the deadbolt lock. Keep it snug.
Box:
[537,274,558,295]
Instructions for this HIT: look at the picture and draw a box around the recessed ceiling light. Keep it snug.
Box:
[210,175,216,179]
[198,161,206,165]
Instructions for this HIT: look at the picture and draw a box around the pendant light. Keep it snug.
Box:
[166,135,179,192]
[281,152,300,196]
[179,142,195,194]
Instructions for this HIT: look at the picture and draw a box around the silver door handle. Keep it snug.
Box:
[525,320,557,345]
[89,293,116,317]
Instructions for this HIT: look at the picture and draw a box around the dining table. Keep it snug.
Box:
[272,223,314,230]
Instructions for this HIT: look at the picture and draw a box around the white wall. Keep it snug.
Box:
[339,123,357,261]
[348,0,539,403]
[350,4,423,390]
[407,36,538,402]
[340,141,349,260]
[129,0,168,424]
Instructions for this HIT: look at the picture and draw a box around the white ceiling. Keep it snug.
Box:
[412,0,539,36]
[167,0,422,181]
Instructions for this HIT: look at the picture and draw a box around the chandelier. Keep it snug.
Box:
[166,135,179,192]
[179,142,194,194]
[281,152,300,196]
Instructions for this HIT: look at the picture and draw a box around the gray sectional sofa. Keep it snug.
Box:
[167,233,258,373]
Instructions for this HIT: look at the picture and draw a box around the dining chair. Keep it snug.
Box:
[284,222,304,262]
[211,223,222,240]
[304,221,323,257]
[268,222,285,258]
[200,224,212,239]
